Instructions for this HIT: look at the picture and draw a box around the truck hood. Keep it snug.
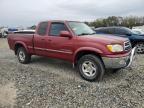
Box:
[80,34,128,45]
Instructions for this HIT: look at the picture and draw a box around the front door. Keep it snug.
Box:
[45,22,74,61]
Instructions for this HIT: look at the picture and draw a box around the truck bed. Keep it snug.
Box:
[7,33,35,54]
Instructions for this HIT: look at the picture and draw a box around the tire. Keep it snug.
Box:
[135,43,144,54]
[77,54,105,81]
[17,47,31,64]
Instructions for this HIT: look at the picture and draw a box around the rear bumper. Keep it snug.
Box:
[102,47,136,69]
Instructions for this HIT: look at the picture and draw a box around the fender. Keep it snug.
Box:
[14,41,29,53]
[73,47,103,63]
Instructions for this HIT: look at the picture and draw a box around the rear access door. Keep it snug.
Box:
[34,22,49,56]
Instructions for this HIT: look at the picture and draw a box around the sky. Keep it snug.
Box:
[0,0,144,27]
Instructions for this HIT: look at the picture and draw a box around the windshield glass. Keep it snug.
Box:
[68,22,95,36]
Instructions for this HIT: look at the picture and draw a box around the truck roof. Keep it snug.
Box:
[39,20,82,23]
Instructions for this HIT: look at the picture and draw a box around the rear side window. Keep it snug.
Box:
[107,28,115,34]
[97,28,109,34]
[49,22,68,36]
[115,28,128,35]
[95,29,103,33]
[103,29,109,34]
[37,22,48,36]
[97,28,117,35]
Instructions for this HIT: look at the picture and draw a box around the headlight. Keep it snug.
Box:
[107,44,123,52]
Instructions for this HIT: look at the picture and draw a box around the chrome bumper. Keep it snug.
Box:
[102,47,136,69]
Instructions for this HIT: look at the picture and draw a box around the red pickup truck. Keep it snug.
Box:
[7,20,136,81]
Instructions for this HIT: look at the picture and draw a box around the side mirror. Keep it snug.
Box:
[60,31,72,38]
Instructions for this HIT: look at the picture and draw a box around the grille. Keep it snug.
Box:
[124,41,131,51]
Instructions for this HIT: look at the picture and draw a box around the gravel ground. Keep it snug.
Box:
[0,38,144,108]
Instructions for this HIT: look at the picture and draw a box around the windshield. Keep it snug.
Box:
[68,22,95,36]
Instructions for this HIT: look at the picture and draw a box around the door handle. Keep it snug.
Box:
[48,39,52,42]
[41,39,45,40]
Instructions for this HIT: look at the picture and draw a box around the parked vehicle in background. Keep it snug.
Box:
[8,28,18,33]
[2,31,8,38]
[0,28,8,38]
[0,33,2,38]
[95,27,144,53]
[7,20,135,81]
[132,28,144,35]
[132,25,144,32]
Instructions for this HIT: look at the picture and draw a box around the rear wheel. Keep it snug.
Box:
[17,47,31,64]
[77,54,105,81]
[136,43,144,54]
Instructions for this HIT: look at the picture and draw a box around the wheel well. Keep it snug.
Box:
[75,51,102,64]
[14,44,24,55]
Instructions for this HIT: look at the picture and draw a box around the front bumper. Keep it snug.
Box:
[102,47,136,69]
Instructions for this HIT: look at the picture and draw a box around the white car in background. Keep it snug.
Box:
[0,28,8,38]
[132,28,144,35]
[133,29,144,35]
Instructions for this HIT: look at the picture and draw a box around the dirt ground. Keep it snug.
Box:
[0,38,144,108]
[0,38,9,49]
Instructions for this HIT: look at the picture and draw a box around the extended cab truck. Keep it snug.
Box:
[7,21,136,81]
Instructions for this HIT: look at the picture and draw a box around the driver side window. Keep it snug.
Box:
[49,22,68,36]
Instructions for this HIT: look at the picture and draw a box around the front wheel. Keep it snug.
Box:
[77,54,105,81]
[17,47,31,64]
